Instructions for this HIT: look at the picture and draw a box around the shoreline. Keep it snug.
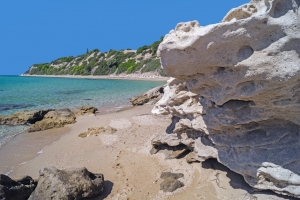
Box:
[21,74,170,82]
[0,104,290,199]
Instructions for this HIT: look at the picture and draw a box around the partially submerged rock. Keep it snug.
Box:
[130,85,165,106]
[153,0,300,198]
[0,109,53,125]
[28,109,76,132]
[0,174,37,200]
[78,126,117,138]
[29,166,104,200]
[0,106,98,132]
[160,172,184,192]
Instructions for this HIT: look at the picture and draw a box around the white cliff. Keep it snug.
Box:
[152,0,300,198]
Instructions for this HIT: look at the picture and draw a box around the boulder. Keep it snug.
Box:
[29,166,104,200]
[78,126,117,138]
[0,174,37,200]
[130,85,165,106]
[28,109,76,132]
[72,106,98,117]
[153,0,300,198]
[0,109,53,125]
[160,172,184,192]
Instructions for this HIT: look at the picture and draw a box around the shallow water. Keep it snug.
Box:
[0,75,164,147]
[0,125,28,148]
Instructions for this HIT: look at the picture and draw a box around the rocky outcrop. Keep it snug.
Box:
[0,174,37,200]
[28,109,76,132]
[72,106,98,117]
[0,109,53,125]
[78,126,117,138]
[130,85,165,106]
[29,167,104,200]
[0,106,98,132]
[152,0,300,198]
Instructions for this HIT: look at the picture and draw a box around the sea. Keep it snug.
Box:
[0,75,165,148]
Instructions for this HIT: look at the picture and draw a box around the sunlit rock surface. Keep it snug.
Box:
[152,0,300,197]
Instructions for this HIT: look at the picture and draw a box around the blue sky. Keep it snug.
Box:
[0,0,249,75]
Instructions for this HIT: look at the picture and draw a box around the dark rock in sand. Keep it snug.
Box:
[0,109,53,125]
[160,172,184,192]
[0,174,37,200]
[28,109,76,132]
[72,106,98,117]
[130,85,165,106]
[29,166,104,200]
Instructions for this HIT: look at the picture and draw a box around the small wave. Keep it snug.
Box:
[37,150,43,155]
[20,161,27,165]
[5,169,14,176]
[0,125,28,149]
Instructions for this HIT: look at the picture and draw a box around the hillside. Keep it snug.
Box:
[24,37,166,77]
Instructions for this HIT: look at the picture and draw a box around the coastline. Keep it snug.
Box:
[21,74,170,82]
[0,104,290,199]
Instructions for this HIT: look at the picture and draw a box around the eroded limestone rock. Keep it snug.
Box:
[0,109,53,125]
[0,106,97,132]
[153,0,300,198]
[72,106,98,117]
[28,109,76,132]
[78,126,117,138]
[29,167,104,200]
[130,85,165,106]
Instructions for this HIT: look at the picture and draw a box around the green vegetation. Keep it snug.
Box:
[118,59,136,74]
[142,59,161,73]
[107,49,117,58]
[26,38,167,76]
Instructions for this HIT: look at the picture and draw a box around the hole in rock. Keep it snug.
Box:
[237,46,254,61]
[152,143,191,159]
[272,0,293,18]
[217,67,225,72]
[220,100,255,109]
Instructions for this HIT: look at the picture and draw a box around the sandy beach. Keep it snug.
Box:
[0,104,292,200]
[21,74,169,82]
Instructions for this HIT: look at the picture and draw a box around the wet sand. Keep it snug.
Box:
[0,105,293,199]
[0,127,70,176]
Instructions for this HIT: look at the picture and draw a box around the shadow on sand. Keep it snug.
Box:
[89,180,114,200]
[202,158,297,200]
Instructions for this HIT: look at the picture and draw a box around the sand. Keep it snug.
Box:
[21,74,169,82]
[0,105,293,200]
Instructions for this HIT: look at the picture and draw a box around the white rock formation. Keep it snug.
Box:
[152,0,300,198]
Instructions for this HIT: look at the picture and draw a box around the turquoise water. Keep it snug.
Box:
[0,75,165,147]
